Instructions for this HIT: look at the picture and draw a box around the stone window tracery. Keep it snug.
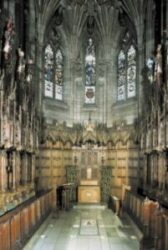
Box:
[117,33,136,101]
[55,48,63,100]
[127,45,136,98]
[44,44,54,97]
[44,44,64,100]
[117,50,126,100]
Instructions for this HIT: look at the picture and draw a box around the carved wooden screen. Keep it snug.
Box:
[80,167,98,180]
[100,166,112,203]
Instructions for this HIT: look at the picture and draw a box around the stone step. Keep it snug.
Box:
[73,203,107,209]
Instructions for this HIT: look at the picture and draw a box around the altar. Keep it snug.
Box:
[78,168,100,203]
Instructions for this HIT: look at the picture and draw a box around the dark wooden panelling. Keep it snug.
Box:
[0,222,10,250]
[124,190,168,250]
[0,190,53,250]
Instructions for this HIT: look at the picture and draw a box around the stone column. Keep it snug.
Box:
[12,150,16,190]
[69,59,76,126]
[137,17,145,117]
[21,152,28,185]
[16,151,21,188]
[31,153,36,184]
[144,154,148,186]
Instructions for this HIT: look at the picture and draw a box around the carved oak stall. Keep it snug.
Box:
[0,189,54,250]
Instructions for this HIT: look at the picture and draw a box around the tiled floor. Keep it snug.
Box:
[24,205,140,250]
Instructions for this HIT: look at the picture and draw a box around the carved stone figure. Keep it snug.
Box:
[154,44,162,88]
[3,18,15,62]
[17,48,25,78]
[146,57,155,83]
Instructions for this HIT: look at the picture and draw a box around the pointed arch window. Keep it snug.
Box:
[117,35,137,101]
[85,38,96,104]
[44,44,64,100]
[117,50,126,100]
[44,44,54,97]
[55,48,63,100]
[127,45,136,98]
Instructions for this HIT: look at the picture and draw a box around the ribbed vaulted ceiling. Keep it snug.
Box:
[34,0,148,45]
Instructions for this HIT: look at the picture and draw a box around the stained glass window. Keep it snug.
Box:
[127,45,136,98]
[55,49,63,100]
[117,42,136,101]
[117,50,126,101]
[85,38,96,104]
[44,44,54,97]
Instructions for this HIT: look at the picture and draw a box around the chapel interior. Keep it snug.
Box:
[0,0,168,250]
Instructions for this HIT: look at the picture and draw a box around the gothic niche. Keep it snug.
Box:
[87,16,95,35]
[6,150,13,190]
[54,6,63,26]
[2,17,15,75]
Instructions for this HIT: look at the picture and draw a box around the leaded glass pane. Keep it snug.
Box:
[117,50,126,100]
[55,85,63,100]
[55,49,63,100]
[127,45,136,98]
[44,44,54,97]
[85,38,96,103]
